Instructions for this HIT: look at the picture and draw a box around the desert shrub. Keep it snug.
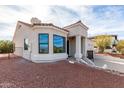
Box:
[121,48,124,55]
[0,40,15,58]
[116,40,124,54]
[95,35,112,53]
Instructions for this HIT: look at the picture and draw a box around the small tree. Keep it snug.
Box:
[0,40,15,58]
[95,35,112,53]
[121,48,124,55]
[116,40,124,55]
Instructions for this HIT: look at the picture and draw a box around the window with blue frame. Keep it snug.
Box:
[53,35,65,53]
[39,34,49,53]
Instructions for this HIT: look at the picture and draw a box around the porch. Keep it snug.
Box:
[67,35,87,59]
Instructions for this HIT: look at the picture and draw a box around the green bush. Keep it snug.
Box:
[121,48,124,55]
[0,40,15,53]
[116,40,124,54]
[95,35,112,53]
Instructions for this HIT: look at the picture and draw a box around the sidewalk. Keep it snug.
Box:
[95,54,124,62]
[94,54,124,73]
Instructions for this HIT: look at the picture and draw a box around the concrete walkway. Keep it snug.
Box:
[94,54,124,73]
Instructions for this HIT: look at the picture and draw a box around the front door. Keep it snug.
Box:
[67,40,69,56]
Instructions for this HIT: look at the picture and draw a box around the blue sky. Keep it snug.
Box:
[0,5,124,40]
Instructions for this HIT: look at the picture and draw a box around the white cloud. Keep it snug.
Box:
[0,5,124,40]
[0,6,51,40]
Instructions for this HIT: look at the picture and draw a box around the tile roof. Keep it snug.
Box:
[18,21,32,27]
[63,20,88,30]
[18,21,69,32]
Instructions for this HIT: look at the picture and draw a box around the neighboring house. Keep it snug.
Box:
[88,35,118,53]
[111,35,118,47]
[89,35,118,48]
[13,17,90,63]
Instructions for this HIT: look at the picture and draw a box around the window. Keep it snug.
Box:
[24,38,29,50]
[53,35,65,53]
[39,34,49,53]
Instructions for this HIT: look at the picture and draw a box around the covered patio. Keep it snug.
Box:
[64,20,88,60]
[67,36,87,59]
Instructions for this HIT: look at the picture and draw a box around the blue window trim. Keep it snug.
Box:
[38,33,49,54]
[53,34,66,53]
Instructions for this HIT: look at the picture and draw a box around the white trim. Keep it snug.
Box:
[32,25,68,34]
[64,21,88,30]
[75,35,82,59]
[31,53,68,63]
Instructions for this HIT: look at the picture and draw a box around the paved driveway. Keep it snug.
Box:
[94,54,124,73]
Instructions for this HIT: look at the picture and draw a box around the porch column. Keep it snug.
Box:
[84,37,87,57]
[81,37,85,57]
[75,35,82,59]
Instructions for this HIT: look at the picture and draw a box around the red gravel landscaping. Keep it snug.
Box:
[0,55,124,88]
[108,53,124,59]
[96,53,124,59]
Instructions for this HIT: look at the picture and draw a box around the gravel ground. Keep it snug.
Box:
[0,55,124,88]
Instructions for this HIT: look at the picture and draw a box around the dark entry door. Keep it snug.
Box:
[67,40,69,56]
[87,50,94,59]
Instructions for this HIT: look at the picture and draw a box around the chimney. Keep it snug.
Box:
[30,17,41,25]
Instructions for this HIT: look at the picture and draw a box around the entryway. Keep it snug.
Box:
[67,36,86,59]
[67,36,76,58]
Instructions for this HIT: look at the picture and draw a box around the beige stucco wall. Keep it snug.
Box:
[68,36,87,58]
[13,23,68,62]
[64,24,87,37]
[13,22,32,57]
[13,20,89,61]
[31,26,67,54]
[30,26,68,62]
[87,39,94,50]
[65,23,88,58]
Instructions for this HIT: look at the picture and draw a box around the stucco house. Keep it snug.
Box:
[89,35,118,53]
[13,17,92,63]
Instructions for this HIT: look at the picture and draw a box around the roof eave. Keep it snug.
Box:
[63,20,89,30]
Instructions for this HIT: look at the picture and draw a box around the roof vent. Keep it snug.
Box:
[31,17,41,25]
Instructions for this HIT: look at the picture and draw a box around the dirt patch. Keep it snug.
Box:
[108,54,124,59]
[96,53,124,59]
[0,82,17,88]
[0,53,18,60]
[0,55,124,87]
